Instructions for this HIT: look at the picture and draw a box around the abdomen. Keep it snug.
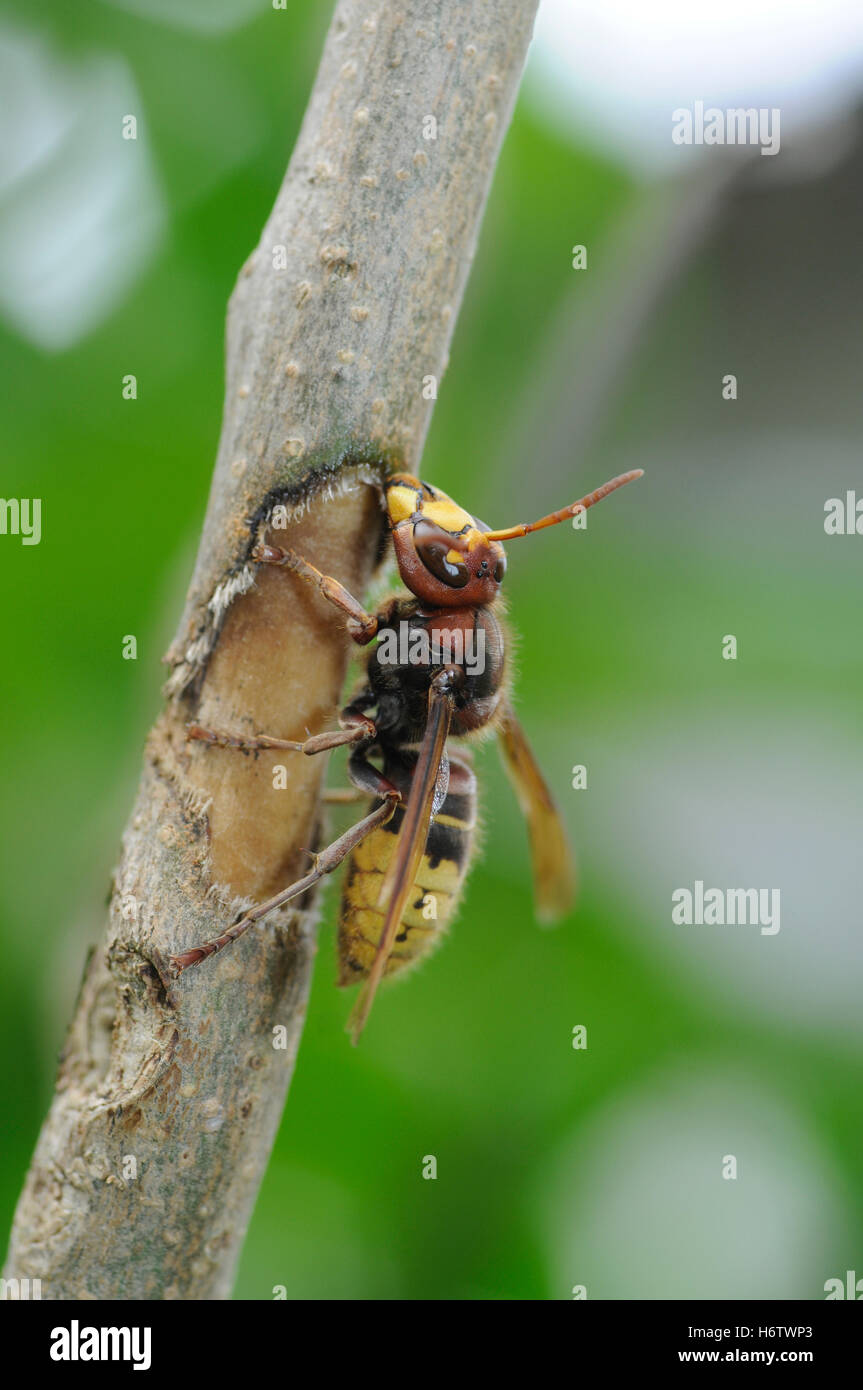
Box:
[337,751,477,985]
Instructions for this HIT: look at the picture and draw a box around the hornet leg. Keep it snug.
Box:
[253,543,380,644]
[170,787,400,975]
[185,718,375,756]
[186,688,378,757]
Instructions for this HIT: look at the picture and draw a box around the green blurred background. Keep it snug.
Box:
[2,0,862,1299]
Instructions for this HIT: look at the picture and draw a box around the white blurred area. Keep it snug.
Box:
[529,0,863,172]
[102,0,264,37]
[494,7,863,1052]
[5,3,863,350]
[575,701,863,1042]
[537,1064,848,1298]
[0,27,163,351]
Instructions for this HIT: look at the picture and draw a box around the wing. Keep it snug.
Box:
[348,673,455,1044]
[497,697,576,924]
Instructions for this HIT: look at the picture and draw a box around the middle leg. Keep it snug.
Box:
[187,688,379,758]
[186,719,374,756]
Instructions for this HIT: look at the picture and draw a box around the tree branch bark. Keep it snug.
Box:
[3,0,538,1300]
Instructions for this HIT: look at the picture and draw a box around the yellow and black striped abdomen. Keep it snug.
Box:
[337,751,477,985]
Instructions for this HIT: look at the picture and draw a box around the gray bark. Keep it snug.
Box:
[3,0,538,1299]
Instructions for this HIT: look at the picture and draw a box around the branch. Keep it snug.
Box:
[3,0,538,1300]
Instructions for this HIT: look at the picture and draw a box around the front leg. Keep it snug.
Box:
[253,543,379,644]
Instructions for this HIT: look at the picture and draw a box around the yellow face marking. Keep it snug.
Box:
[422,495,473,534]
[466,526,492,551]
[385,474,478,536]
[386,484,420,525]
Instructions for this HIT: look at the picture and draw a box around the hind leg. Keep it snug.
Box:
[170,783,399,975]
[171,725,399,977]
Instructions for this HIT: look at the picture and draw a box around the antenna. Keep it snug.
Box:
[482,469,644,543]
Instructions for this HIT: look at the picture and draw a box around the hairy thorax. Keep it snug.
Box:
[366,598,507,744]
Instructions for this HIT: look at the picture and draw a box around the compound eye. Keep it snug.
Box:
[413,520,469,588]
[493,555,506,584]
